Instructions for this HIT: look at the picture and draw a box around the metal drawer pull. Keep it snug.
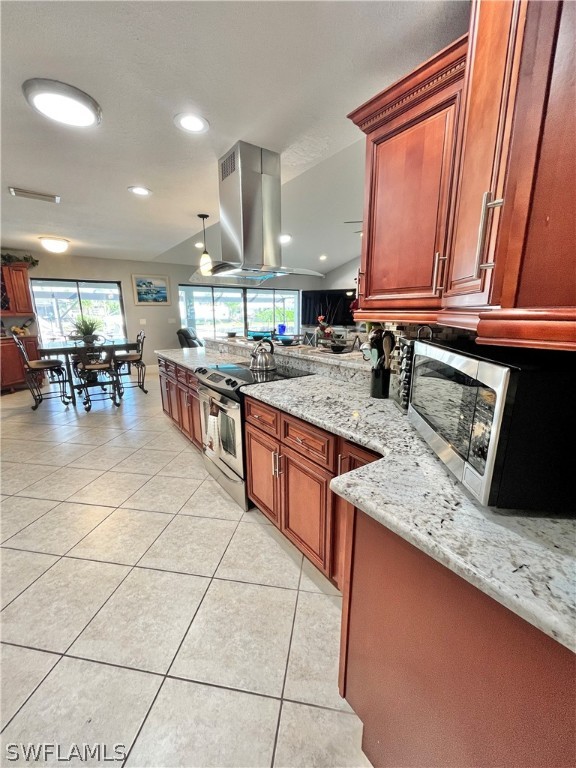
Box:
[253,413,260,419]
[474,191,504,278]
[276,454,284,476]
[295,436,306,445]
[337,454,342,475]
[272,451,277,477]
[432,251,448,295]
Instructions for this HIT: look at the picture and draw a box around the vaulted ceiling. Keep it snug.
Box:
[1,1,470,273]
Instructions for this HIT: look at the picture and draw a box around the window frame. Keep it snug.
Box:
[30,277,128,342]
[178,284,300,339]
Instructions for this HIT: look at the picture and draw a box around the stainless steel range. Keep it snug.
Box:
[194,362,311,509]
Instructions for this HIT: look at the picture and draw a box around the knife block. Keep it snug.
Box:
[370,367,391,399]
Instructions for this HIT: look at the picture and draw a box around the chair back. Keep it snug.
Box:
[74,342,110,370]
[136,330,145,357]
[12,334,30,366]
[177,328,202,348]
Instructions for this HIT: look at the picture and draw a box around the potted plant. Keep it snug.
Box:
[71,316,103,342]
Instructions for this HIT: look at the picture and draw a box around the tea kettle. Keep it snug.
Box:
[250,339,277,371]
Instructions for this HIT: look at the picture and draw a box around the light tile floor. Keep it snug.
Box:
[0,373,371,767]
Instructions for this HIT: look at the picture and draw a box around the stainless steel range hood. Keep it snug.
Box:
[202,141,324,279]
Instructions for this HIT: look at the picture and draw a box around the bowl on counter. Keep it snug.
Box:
[247,330,274,341]
[226,331,238,338]
[277,335,299,346]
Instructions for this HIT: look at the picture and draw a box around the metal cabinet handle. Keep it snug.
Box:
[474,191,504,278]
[432,251,448,295]
[337,454,343,475]
[272,451,277,477]
[276,454,284,476]
[295,436,305,445]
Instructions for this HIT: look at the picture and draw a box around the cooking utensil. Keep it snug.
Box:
[250,339,277,371]
[382,331,395,370]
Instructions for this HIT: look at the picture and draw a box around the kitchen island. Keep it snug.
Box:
[156,344,575,767]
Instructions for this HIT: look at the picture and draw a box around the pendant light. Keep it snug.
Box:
[198,214,212,276]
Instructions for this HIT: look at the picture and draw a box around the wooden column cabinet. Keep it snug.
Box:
[349,37,467,320]
[245,396,380,582]
[342,510,575,768]
[157,356,202,449]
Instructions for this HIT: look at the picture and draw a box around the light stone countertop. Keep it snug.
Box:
[155,346,576,652]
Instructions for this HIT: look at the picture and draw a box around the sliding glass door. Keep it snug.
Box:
[31,279,126,342]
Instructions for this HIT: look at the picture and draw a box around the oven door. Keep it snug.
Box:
[197,386,244,480]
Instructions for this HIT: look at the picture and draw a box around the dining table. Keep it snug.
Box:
[37,338,138,406]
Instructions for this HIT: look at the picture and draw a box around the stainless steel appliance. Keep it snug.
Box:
[195,362,312,509]
[408,341,574,510]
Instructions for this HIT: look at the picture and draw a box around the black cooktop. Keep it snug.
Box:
[194,362,312,400]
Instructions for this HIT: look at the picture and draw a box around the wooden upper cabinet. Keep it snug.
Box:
[349,37,467,314]
[1,263,34,314]
[444,0,526,307]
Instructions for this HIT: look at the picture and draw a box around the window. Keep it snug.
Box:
[31,279,126,341]
[178,285,299,338]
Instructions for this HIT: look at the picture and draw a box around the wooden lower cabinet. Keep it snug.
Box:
[1,336,40,389]
[342,510,575,768]
[280,445,333,574]
[245,424,280,525]
[158,357,202,449]
[245,397,380,583]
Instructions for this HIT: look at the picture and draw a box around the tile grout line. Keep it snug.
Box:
[270,554,305,768]
[121,508,247,767]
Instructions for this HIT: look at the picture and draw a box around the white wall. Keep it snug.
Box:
[18,249,323,362]
[322,257,360,290]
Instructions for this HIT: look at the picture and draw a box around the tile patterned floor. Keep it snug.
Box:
[0,373,371,767]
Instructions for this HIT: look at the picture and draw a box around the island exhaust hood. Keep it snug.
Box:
[202,141,324,279]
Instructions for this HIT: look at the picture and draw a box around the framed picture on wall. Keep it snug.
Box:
[132,275,171,305]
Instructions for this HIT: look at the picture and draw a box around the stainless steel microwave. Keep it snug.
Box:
[407,341,573,511]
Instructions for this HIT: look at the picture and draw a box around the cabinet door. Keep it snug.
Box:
[362,103,457,308]
[444,0,524,306]
[280,445,333,575]
[189,388,203,449]
[168,378,179,425]
[332,442,380,591]
[177,383,192,438]
[245,423,280,526]
[23,337,39,361]
[159,372,171,417]
[0,340,25,387]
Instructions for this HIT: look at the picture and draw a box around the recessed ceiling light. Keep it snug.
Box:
[195,242,204,249]
[128,186,152,196]
[174,113,210,133]
[39,237,69,253]
[279,234,292,245]
[319,254,327,261]
[23,79,102,127]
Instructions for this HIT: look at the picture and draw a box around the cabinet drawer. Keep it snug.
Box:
[281,414,336,471]
[158,356,166,371]
[163,360,176,378]
[186,371,199,390]
[176,365,188,384]
[245,398,280,437]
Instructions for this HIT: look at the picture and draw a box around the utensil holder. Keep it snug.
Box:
[370,367,391,399]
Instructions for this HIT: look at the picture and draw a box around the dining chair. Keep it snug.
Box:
[114,330,148,395]
[72,341,122,411]
[12,334,72,410]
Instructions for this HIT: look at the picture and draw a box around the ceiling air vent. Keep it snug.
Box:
[220,151,236,181]
[8,187,61,204]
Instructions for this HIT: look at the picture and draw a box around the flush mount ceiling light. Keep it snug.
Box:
[128,186,152,196]
[319,254,328,261]
[198,214,212,276]
[279,234,292,245]
[174,113,210,133]
[39,237,69,253]
[195,241,204,249]
[23,79,102,127]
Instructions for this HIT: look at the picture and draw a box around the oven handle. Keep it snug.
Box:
[197,386,240,411]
